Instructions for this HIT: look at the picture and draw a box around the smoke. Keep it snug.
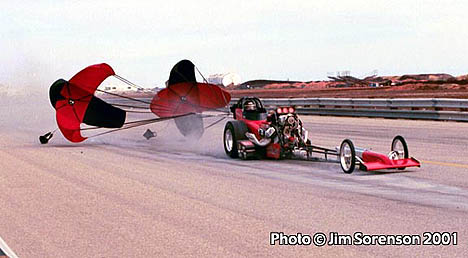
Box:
[80,113,226,158]
[0,52,57,146]
[174,114,205,139]
[0,91,55,136]
[147,118,225,158]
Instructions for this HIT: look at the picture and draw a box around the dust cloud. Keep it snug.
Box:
[83,114,226,159]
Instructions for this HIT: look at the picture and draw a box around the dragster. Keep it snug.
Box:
[223,97,421,173]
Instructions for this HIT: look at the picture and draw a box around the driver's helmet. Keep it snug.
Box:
[244,100,256,111]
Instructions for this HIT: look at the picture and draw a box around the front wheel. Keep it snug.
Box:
[391,135,409,159]
[391,135,409,170]
[340,139,356,174]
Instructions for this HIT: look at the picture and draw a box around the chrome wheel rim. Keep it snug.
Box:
[340,142,352,171]
[392,139,405,159]
[225,129,233,152]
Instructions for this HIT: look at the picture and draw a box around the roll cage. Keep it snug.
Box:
[230,97,267,121]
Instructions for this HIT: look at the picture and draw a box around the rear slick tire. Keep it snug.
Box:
[223,121,248,158]
[224,123,238,158]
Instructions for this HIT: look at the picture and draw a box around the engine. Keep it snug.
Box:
[266,110,309,153]
[277,113,307,146]
[242,106,309,158]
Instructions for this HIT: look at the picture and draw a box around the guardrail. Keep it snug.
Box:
[109,97,468,122]
[232,98,468,122]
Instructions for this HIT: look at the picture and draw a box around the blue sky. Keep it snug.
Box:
[1,0,467,90]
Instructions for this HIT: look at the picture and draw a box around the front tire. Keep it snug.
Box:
[340,139,356,174]
[391,135,409,159]
[391,135,409,170]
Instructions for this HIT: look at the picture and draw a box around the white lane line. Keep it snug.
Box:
[0,236,18,258]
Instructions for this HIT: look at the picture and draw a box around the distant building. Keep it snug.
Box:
[207,73,241,87]
[100,84,142,93]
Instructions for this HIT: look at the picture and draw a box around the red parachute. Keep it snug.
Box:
[151,60,230,117]
[150,60,231,137]
[48,64,126,143]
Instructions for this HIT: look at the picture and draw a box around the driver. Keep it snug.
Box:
[244,100,257,111]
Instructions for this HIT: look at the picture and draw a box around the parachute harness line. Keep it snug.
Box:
[74,73,204,137]
[203,115,227,130]
[81,113,196,139]
[101,74,203,114]
[195,66,209,83]
[96,89,151,105]
[93,74,155,113]
[94,89,153,113]
[114,74,143,90]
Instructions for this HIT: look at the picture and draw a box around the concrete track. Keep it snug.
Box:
[1,114,468,257]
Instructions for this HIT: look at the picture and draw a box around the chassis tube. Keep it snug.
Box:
[245,132,272,147]
[354,147,368,159]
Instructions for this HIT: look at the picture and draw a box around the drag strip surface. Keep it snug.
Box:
[1,115,467,257]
